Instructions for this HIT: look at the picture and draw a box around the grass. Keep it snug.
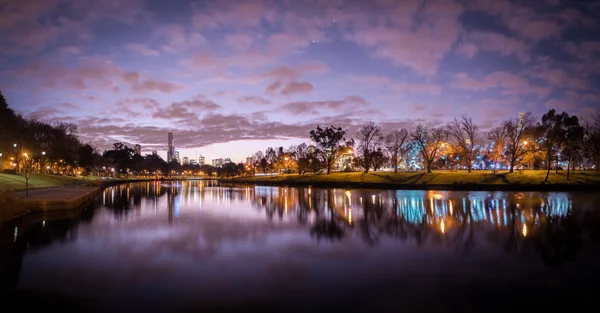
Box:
[223,170,600,188]
[0,173,102,190]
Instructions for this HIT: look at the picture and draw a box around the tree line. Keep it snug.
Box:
[250,110,600,182]
[2,90,599,181]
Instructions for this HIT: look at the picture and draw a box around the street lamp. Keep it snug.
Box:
[40,151,46,173]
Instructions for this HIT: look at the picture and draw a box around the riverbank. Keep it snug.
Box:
[220,170,600,191]
[0,176,216,221]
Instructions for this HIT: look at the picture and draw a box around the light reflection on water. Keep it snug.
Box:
[2,180,600,312]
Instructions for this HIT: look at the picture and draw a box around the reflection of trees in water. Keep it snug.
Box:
[0,209,89,288]
[310,189,345,242]
[2,183,599,291]
[101,181,169,215]
[248,188,599,266]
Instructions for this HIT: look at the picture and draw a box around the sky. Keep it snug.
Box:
[1,0,599,163]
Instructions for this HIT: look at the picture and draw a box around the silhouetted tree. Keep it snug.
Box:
[487,126,508,173]
[503,112,534,173]
[448,115,479,173]
[411,125,449,173]
[356,122,383,173]
[309,125,354,174]
[385,128,409,173]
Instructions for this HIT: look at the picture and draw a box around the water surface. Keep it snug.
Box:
[2,180,600,312]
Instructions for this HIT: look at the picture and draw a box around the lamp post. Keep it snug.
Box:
[13,143,18,172]
[41,151,46,173]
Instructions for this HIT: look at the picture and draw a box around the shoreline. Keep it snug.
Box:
[1,177,215,221]
[219,171,600,192]
[218,178,600,192]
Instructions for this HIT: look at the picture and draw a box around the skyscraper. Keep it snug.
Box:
[198,155,205,166]
[134,144,141,155]
[167,133,174,161]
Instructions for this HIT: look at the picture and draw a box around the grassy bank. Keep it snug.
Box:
[221,170,600,190]
[0,173,96,190]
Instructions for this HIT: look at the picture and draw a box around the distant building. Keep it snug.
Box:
[152,150,158,156]
[183,157,189,165]
[198,155,205,166]
[134,144,141,155]
[175,150,180,164]
[190,159,198,165]
[246,157,253,165]
[167,133,174,161]
[212,158,224,168]
[224,158,232,164]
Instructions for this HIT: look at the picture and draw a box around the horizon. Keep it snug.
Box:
[1,0,599,162]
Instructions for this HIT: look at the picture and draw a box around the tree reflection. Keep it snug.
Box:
[2,182,600,293]
[310,189,345,242]
[0,211,85,288]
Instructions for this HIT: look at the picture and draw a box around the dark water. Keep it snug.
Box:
[2,180,600,312]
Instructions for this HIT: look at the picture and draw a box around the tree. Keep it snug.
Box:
[200,164,214,176]
[448,115,479,173]
[102,142,134,176]
[309,125,354,174]
[583,114,600,171]
[503,112,534,173]
[384,129,409,173]
[370,148,388,172]
[264,147,277,174]
[487,126,508,173]
[411,125,449,173]
[563,119,584,179]
[539,109,578,182]
[356,122,383,173]
[78,144,98,177]
[290,143,310,175]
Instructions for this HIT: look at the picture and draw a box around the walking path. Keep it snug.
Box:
[14,186,101,211]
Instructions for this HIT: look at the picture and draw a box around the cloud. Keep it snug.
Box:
[464,0,567,41]
[257,62,327,95]
[459,30,530,61]
[155,24,206,53]
[280,96,369,115]
[224,33,255,51]
[151,97,222,126]
[122,72,186,93]
[124,43,159,56]
[239,96,273,105]
[280,81,314,96]
[394,83,442,95]
[450,71,551,97]
[345,0,464,76]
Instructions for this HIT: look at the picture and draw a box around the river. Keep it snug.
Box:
[1,180,600,312]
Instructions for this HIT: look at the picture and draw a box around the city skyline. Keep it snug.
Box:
[1,0,599,162]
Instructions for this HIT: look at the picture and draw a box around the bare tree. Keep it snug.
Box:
[357,122,383,173]
[503,112,534,173]
[385,129,409,173]
[448,115,479,173]
[487,126,508,174]
[411,124,449,173]
[583,113,600,171]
